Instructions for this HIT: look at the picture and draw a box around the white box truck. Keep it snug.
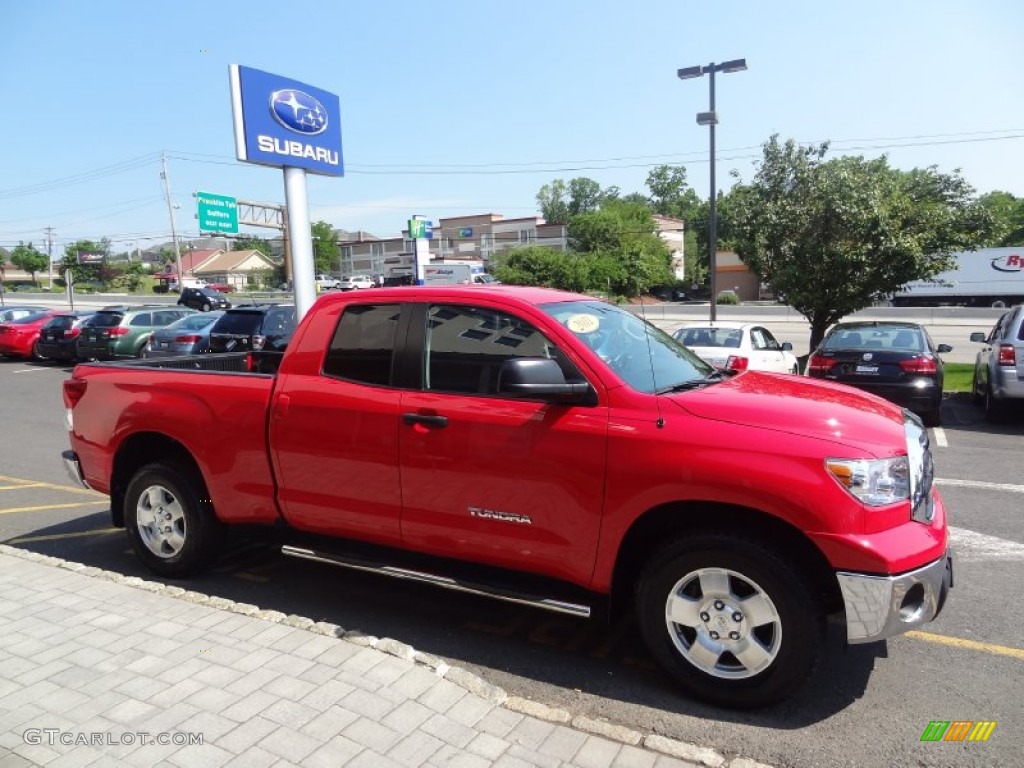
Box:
[423,264,498,286]
[891,247,1024,308]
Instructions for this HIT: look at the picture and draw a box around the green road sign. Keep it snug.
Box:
[197,191,239,234]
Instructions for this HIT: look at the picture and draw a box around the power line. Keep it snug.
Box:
[0,153,161,200]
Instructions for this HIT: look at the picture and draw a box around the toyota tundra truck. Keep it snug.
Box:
[61,285,953,708]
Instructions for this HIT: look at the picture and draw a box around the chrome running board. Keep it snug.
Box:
[281,545,591,618]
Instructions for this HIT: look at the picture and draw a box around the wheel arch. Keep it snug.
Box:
[110,432,207,527]
[610,501,843,618]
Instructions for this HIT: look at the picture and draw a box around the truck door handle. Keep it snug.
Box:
[402,413,448,428]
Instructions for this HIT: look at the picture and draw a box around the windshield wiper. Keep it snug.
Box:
[655,369,730,394]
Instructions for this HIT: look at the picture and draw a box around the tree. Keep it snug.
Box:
[537,177,614,222]
[977,191,1024,246]
[537,179,569,222]
[61,239,110,286]
[234,234,278,258]
[731,136,998,351]
[646,165,701,220]
[9,242,48,283]
[310,221,339,274]
[492,245,592,292]
[568,200,673,297]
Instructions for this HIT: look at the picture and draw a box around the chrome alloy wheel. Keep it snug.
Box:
[664,567,782,679]
[136,484,187,559]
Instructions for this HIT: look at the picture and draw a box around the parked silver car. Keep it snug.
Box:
[970,304,1024,421]
[143,311,225,358]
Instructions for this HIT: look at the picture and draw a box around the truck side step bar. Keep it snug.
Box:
[281,545,592,618]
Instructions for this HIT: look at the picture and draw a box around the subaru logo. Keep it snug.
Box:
[269,89,328,135]
[862,352,873,361]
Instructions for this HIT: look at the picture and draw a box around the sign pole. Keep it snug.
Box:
[283,168,316,319]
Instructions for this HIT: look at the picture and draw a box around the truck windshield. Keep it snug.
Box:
[541,300,713,393]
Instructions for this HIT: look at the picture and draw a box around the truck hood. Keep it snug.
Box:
[666,371,908,457]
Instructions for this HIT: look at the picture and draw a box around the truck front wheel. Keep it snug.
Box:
[636,534,824,708]
[124,462,224,577]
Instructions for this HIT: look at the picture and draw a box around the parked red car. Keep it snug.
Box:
[0,310,56,358]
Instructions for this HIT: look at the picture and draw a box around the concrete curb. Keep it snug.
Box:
[0,543,772,768]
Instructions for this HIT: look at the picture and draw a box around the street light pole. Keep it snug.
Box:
[677,58,747,321]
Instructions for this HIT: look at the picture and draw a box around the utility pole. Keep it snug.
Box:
[160,153,183,291]
[43,226,55,290]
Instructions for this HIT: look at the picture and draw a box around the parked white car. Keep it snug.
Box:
[673,321,800,374]
[338,275,376,290]
[315,274,341,291]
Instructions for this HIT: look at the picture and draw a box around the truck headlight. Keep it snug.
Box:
[826,456,911,507]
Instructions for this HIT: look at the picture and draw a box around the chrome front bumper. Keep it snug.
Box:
[61,450,92,491]
[837,551,953,644]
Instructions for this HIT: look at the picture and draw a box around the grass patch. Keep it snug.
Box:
[943,363,974,393]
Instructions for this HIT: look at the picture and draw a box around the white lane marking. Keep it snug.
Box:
[931,427,948,447]
[949,526,1024,562]
[12,368,50,374]
[937,478,1024,494]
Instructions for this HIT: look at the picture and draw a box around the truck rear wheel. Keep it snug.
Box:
[636,533,824,708]
[124,461,224,577]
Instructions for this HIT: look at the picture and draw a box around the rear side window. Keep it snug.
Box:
[263,307,296,334]
[213,311,264,334]
[89,312,124,328]
[45,316,77,330]
[323,304,400,385]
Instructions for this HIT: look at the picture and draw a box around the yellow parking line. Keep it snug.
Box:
[0,474,104,498]
[7,528,121,544]
[907,630,1024,660]
[0,501,109,515]
[0,483,48,490]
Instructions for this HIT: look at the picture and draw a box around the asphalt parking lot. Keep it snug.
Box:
[1,303,1022,768]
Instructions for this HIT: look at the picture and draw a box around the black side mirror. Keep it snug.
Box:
[969,332,986,343]
[497,358,593,404]
[781,342,793,351]
[936,344,953,354]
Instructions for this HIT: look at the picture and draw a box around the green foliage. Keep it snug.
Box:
[646,165,701,219]
[61,239,110,287]
[716,290,740,305]
[731,136,998,350]
[9,242,48,281]
[977,191,1024,246]
[536,177,618,222]
[109,260,146,292]
[311,221,339,274]
[234,234,277,258]
[492,245,592,292]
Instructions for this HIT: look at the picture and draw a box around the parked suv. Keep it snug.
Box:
[76,305,197,360]
[315,274,340,291]
[208,304,297,353]
[35,311,96,363]
[338,275,375,290]
[178,286,232,312]
[970,304,1024,421]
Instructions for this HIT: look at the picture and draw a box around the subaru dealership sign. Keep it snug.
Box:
[229,65,344,176]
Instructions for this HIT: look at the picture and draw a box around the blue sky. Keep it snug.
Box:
[1,0,1022,256]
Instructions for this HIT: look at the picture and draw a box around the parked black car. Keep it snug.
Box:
[208,304,296,353]
[806,321,951,426]
[178,287,232,312]
[35,311,96,363]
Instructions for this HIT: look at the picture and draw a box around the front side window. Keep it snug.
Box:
[543,300,711,393]
[424,304,582,396]
[323,304,400,385]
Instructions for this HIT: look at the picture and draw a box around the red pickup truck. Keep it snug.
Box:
[62,286,952,708]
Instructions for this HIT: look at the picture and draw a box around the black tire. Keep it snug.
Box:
[202,302,211,312]
[124,461,224,577]
[971,372,984,406]
[636,533,824,708]
[984,384,1005,423]
[921,404,942,428]
[32,341,46,362]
